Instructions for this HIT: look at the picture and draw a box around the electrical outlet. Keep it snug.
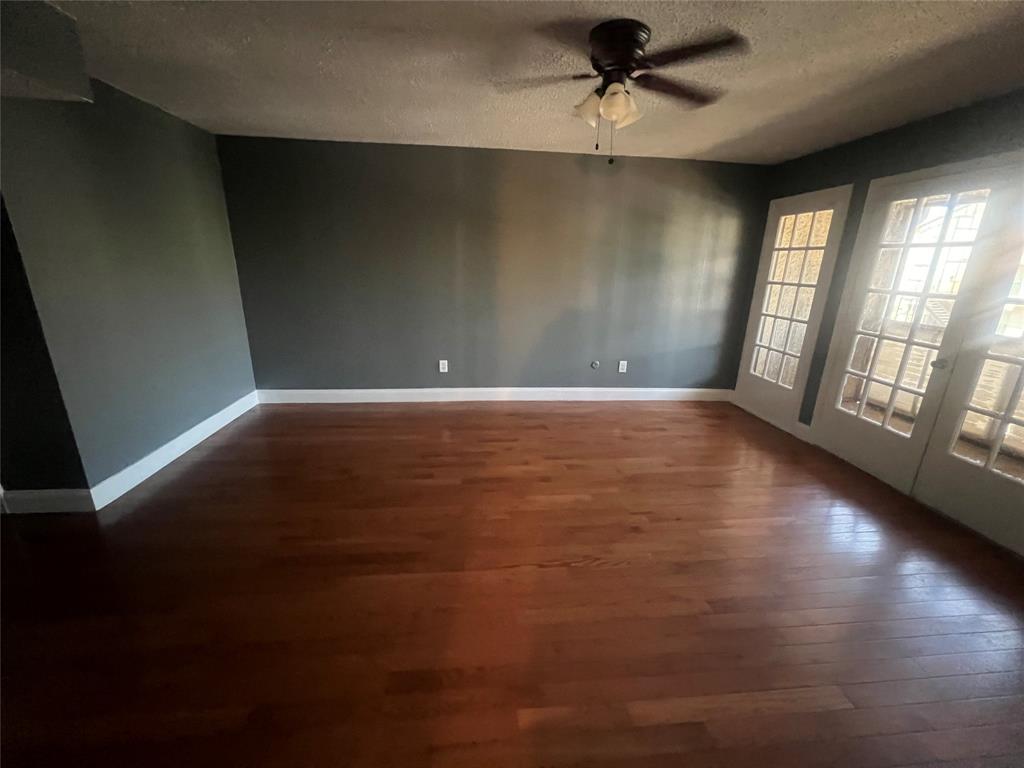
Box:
[439,359,449,373]
[618,360,628,373]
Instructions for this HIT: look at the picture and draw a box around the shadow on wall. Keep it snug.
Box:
[487,151,759,388]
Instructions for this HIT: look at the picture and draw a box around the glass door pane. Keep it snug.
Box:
[750,209,833,389]
[948,250,1024,482]
[835,190,990,438]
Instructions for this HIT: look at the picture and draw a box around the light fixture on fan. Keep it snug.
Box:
[575,83,642,130]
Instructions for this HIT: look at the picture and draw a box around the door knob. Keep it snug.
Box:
[930,358,950,370]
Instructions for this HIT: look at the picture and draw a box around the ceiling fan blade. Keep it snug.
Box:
[535,18,605,55]
[496,72,597,92]
[641,31,748,68]
[631,74,720,106]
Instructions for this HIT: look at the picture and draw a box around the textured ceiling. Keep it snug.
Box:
[56,0,1024,164]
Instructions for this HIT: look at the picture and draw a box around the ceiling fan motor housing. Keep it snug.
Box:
[589,18,651,89]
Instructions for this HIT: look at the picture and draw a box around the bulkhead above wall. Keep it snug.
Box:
[1,0,92,103]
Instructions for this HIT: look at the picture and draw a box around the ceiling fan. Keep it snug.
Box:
[544,19,748,141]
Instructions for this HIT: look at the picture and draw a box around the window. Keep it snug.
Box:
[750,208,833,389]
[837,189,990,437]
[950,249,1024,482]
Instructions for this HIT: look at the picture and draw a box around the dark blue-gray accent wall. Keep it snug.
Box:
[217,138,770,390]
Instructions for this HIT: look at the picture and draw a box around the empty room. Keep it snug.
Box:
[2,1,1024,765]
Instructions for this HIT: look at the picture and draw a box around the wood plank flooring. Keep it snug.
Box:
[2,402,1022,767]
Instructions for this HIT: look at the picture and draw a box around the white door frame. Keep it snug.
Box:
[734,184,853,435]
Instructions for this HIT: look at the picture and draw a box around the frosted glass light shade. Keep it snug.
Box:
[574,91,601,128]
[616,95,642,128]
[599,83,631,122]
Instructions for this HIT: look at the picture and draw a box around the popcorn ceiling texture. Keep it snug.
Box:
[59,0,1024,164]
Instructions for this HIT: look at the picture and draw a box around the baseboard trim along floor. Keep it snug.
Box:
[3,391,260,514]
[257,387,734,403]
[3,388,734,514]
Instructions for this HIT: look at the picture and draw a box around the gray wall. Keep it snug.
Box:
[218,138,768,389]
[1,81,255,486]
[767,88,1024,423]
[1,200,87,490]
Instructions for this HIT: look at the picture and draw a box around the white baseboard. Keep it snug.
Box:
[2,488,95,514]
[89,391,259,510]
[258,387,733,404]
[4,387,732,515]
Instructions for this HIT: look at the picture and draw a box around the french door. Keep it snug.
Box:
[914,230,1024,552]
[812,154,1024,552]
[734,185,852,433]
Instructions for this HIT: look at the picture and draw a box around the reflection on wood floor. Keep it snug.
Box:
[3,403,1023,766]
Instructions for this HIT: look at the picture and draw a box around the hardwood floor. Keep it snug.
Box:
[3,402,1023,767]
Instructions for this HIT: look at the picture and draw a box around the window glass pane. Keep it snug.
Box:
[809,210,833,247]
[779,355,799,389]
[882,199,917,244]
[752,207,838,391]
[991,302,1024,358]
[1010,253,1024,300]
[930,246,972,295]
[770,251,787,281]
[775,215,795,248]
[883,295,918,339]
[863,382,892,424]
[793,287,815,321]
[784,250,805,283]
[911,194,950,243]
[952,411,998,465]
[870,248,901,290]
[898,247,935,292]
[946,189,990,243]
[792,212,813,247]
[950,251,1024,482]
[771,319,790,350]
[802,250,824,285]
[914,298,953,345]
[786,322,807,356]
[993,424,1024,482]
[859,293,889,333]
[900,346,937,391]
[849,335,876,374]
[839,374,866,414]
[968,360,1021,414]
[778,285,797,318]
[874,340,906,383]
[889,389,922,437]
[752,346,767,376]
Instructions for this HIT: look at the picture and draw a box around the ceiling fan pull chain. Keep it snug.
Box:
[608,122,615,164]
[595,115,601,151]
